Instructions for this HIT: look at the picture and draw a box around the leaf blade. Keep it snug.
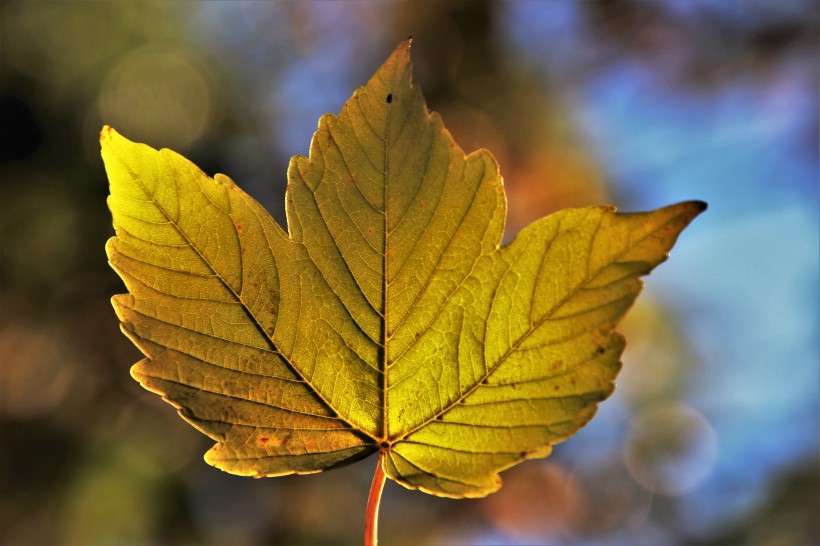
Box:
[386,202,705,496]
[103,41,705,496]
[103,127,379,476]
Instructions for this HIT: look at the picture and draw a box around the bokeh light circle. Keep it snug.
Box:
[623,402,718,496]
[99,48,215,150]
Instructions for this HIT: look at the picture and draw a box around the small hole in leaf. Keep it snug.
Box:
[386,93,393,103]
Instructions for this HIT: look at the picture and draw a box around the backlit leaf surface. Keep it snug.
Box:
[103,41,705,498]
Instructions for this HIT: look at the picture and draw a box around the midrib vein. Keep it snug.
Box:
[381,91,392,442]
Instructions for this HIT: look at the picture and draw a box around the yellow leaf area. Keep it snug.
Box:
[103,41,705,498]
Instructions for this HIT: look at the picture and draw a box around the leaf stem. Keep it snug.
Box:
[365,450,387,546]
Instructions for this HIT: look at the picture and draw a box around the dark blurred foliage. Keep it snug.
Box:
[1,1,817,545]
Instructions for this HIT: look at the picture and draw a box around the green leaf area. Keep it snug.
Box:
[103,40,705,498]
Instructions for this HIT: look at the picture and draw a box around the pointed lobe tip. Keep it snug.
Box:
[100,125,120,148]
[391,39,412,62]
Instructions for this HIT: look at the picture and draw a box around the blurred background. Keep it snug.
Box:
[1,1,817,545]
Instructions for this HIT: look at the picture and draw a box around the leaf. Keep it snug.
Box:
[103,40,705,498]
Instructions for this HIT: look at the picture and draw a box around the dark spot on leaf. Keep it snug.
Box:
[436,415,443,420]
[380,441,389,448]
[386,93,392,103]
[596,346,606,355]
[554,385,560,391]
[570,378,577,386]
[414,332,420,339]
[260,437,269,443]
